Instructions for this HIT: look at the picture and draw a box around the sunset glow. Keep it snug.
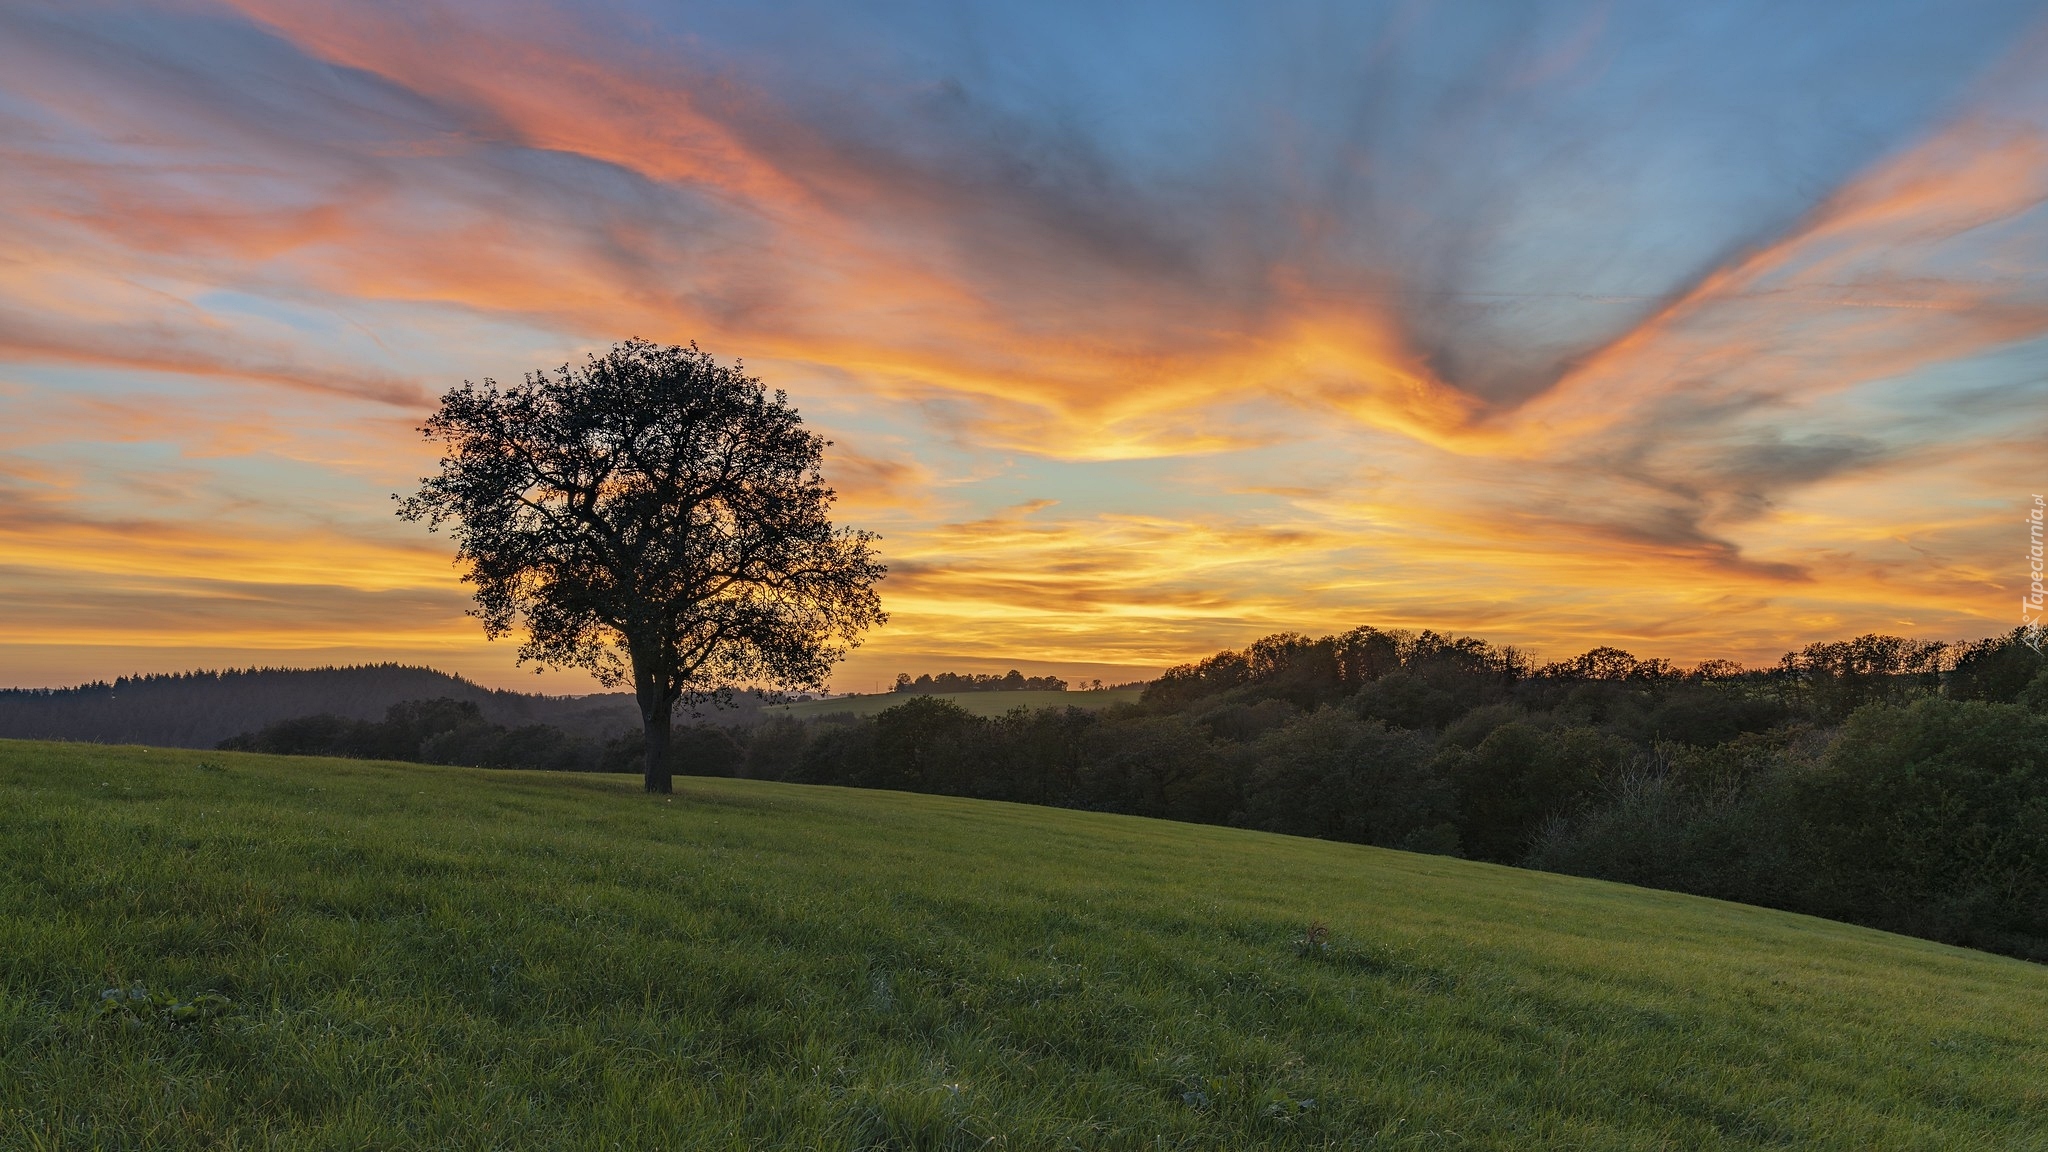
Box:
[4,1,2047,690]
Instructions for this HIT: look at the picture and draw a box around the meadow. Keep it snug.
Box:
[3,738,2045,1150]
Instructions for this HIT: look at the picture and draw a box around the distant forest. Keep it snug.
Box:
[769,627,2048,961]
[0,665,644,748]
[12,628,2048,961]
[893,670,1068,693]
[0,664,1088,749]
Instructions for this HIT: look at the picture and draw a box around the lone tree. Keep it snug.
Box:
[398,339,886,793]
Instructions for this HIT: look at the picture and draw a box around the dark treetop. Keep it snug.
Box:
[397,339,885,792]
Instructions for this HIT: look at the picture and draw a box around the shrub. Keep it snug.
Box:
[1239,708,1454,853]
[1779,634,1947,722]
[1946,630,2046,704]
[1795,698,2048,957]
[2022,668,2048,713]
[975,705,1095,804]
[1443,724,1629,863]
[739,716,812,780]
[1636,689,1787,747]
[1078,715,1232,822]
[1439,703,1525,751]
[601,724,743,777]
[1528,769,1799,908]
[1195,694,1300,743]
[1351,672,1461,731]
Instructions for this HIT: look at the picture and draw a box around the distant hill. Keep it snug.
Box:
[769,685,1144,720]
[0,665,647,749]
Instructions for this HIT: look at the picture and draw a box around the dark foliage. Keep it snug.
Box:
[1946,629,2048,704]
[1777,633,1948,722]
[1236,709,1456,854]
[892,670,1068,693]
[398,338,885,793]
[0,665,642,749]
[1794,698,2048,958]
[1441,723,1631,863]
[734,625,2048,960]
[113,621,2048,961]
[1526,757,1804,911]
[222,698,601,773]
[597,723,746,778]
[1142,627,1516,714]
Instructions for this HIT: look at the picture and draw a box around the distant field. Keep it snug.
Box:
[3,739,2045,1150]
[765,686,1144,719]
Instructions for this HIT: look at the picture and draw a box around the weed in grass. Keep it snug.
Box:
[92,984,236,1030]
[1293,919,1331,959]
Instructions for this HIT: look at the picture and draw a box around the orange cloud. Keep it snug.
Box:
[1,3,2045,689]
[1499,113,2048,453]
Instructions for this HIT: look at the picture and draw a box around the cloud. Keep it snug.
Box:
[0,309,432,408]
[2,0,2046,685]
[1502,116,2048,452]
[1427,81,2048,578]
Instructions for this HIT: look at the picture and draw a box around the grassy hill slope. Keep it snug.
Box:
[2,740,2044,1150]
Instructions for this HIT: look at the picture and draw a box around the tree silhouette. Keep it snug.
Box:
[398,339,886,792]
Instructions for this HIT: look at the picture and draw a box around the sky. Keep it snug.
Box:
[3,0,2047,693]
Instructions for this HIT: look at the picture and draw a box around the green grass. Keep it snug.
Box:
[765,687,1143,720]
[3,740,2044,1150]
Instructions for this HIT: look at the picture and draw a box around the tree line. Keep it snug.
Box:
[785,626,2048,960]
[892,670,1068,693]
[0,665,638,748]
[219,624,2048,961]
[220,698,623,773]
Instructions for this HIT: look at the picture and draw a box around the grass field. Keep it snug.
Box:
[764,687,1144,720]
[3,739,2045,1150]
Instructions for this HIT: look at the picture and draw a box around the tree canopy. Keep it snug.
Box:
[397,338,885,792]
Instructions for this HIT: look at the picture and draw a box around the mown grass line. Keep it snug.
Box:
[2,738,2044,1150]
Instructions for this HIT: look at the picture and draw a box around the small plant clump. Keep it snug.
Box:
[94,984,235,1029]
[1294,920,1331,958]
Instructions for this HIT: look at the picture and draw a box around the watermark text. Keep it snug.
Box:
[2026,494,2045,654]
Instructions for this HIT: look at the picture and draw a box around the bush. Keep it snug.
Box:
[1352,673,1461,731]
[1946,630,2046,704]
[1780,634,1946,722]
[1438,703,1524,751]
[1442,724,1629,863]
[974,705,1095,805]
[2021,667,2048,713]
[1077,715,1232,822]
[740,715,814,780]
[1194,694,1300,743]
[601,724,743,777]
[1792,698,2048,956]
[222,698,601,772]
[1528,766,1799,908]
[1635,689,1787,747]
[1238,708,1455,854]
[219,713,356,755]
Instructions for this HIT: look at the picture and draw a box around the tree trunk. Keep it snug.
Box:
[641,691,674,794]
